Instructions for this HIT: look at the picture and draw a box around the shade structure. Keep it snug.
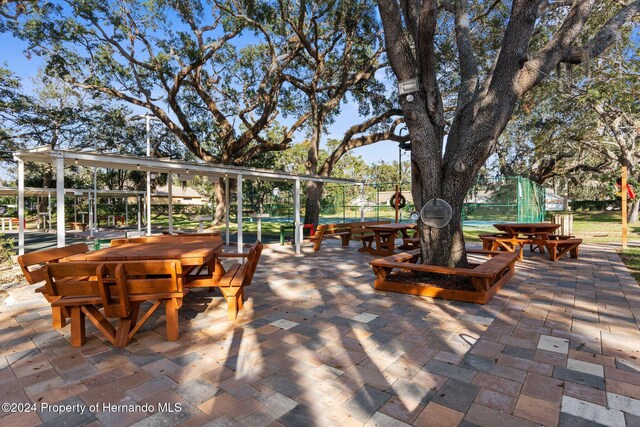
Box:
[13,146,364,255]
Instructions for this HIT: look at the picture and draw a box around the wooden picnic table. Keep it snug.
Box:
[365,223,416,256]
[65,238,224,272]
[492,222,561,254]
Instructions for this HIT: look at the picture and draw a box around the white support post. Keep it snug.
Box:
[360,183,365,221]
[17,159,25,255]
[47,192,51,231]
[74,198,77,222]
[225,176,230,246]
[125,197,128,224]
[237,174,243,255]
[146,173,152,236]
[55,156,65,248]
[93,167,97,232]
[168,172,173,234]
[88,194,94,237]
[137,195,142,231]
[294,179,301,255]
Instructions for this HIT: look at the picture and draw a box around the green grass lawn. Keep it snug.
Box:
[545,210,640,244]
[618,248,640,283]
[25,209,637,244]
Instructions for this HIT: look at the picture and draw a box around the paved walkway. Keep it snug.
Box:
[1,241,639,426]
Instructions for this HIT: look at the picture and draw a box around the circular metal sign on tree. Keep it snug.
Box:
[420,198,452,229]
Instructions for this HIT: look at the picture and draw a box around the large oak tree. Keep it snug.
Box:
[377,0,640,267]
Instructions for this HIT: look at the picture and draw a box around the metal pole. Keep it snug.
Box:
[622,166,628,249]
[17,159,25,255]
[55,156,65,248]
[225,176,230,245]
[294,179,301,254]
[237,174,243,255]
[168,172,173,234]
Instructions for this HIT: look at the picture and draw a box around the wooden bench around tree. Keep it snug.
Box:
[545,236,582,261]
[17,243,91,328]
[44,260,186,347]
[370,249,518,304]
[185,241,263,320]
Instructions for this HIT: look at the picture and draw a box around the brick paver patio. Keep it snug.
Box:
[1,241,640,426]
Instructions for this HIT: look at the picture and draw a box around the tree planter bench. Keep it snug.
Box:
[369,249,518,304]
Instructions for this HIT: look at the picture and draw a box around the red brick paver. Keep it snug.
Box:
[1,242,639,426]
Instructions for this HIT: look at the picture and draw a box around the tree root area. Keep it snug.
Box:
[386,271,475,292]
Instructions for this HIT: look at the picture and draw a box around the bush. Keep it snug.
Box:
[0,234,13,264]
[569,200,620,211]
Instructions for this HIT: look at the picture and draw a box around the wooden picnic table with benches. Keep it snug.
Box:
[309,221,393,252]
[364,222,416,256]
[18,235,264,347]
[480,222,582,261]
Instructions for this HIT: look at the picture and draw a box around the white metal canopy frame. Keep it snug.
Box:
[13,146,365,255]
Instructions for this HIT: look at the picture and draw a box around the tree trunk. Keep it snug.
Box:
[212,179,226,225]
[304,181,324,226]
[38,167,54,214]
[629,198,639,224]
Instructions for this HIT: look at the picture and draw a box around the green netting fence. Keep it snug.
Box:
[462,176,545,223]
[235,176,544,225]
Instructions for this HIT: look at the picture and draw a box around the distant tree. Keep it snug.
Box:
[8,0,311,223]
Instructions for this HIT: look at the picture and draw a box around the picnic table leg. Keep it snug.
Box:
[386,231,398,254]
[165,299,179,341]
[70,307,86,347]
[51,307,67,329]
[220,286,242,320]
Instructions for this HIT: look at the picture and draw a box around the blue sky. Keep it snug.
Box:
[0,28,401,168]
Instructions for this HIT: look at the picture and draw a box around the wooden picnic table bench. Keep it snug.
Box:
[545,235,582,261]
[401,236,420,250]
[68,222,88,231]
[44,260,186,347]
[17,243,91,328]
[479,233,526,260]
[309,221,395,252]
[481,232,582,262]
[309,223,352,251]
[370,248,518,303]
[349,221,391,252]
[110,233,221,247]
[185,241,263,320]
